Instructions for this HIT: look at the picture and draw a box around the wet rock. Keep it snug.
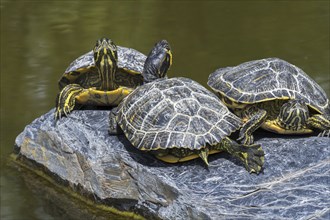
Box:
[14,109,330,220]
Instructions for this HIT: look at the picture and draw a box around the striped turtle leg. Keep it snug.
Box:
[55,84,84,119]
[237,106,267,145]
[212,137,265,174]
[307,114,330,137]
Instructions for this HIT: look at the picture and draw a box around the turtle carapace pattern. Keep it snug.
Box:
[208,58,330,144]
[110,40,265,173]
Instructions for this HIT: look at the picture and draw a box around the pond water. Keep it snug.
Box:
[1,1,329,219]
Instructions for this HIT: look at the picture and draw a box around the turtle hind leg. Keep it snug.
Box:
[214,137,265,174]
[307,114,330,137]
[237,106,267,145]
[55,84,84,119]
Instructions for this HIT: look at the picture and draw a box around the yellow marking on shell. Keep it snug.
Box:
[308,104,323,114]
[261,120,313,134]
[155,149,222,163]
[219,95,247,109]
[121,68,141,75]
[75,87,133,106]
[215,89,291,108]
[230,101,247,109]
[253,74,269,83]
[156,154,199,163]
[129,114,136,123]
[247,96,291,104]
[62,67,90,82]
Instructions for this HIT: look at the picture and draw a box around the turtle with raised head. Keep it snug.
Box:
[208,58,330,145]
[55,38,146,119]
[109,40,265,173]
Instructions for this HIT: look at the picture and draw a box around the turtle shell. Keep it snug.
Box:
[117,77,242,151]
[59,46,146,89]
[208,58,330,114]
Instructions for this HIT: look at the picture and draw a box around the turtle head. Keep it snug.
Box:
[277,100,309,131]
[143,40,172,83]
[93,38,118,90]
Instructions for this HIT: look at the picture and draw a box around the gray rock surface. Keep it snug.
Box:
[14,109,330,220]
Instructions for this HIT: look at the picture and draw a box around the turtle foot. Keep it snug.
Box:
[55,84,83,120]
[232,143,265,174]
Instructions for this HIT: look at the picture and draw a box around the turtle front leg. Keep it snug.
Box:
[307,114,330,137]
[213,137,265,174]
[55,84,84,119]
[237,106,267,145]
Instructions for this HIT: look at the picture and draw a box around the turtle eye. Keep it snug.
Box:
[94,39,104,52]
[95,39,104,48]
[108,41,118,60]
[110,41,117,51]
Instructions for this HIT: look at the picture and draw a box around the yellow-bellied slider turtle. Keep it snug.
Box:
[109,40,265,173]
[55,38,146,119]
[208,58,330,145]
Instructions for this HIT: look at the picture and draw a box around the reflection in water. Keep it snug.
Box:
[1,1,329,219]
[5,158,137,220]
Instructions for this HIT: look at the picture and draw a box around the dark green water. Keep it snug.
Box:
[1,1,329,219]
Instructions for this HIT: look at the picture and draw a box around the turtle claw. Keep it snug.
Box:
[55,84,83,120]
[318,130,330,138]
[55,100,74,120]
[55,107,62,120]
[63,108,68,117]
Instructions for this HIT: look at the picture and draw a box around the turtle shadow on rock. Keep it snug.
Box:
[118,125,325,174]
[114,134,209,169]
